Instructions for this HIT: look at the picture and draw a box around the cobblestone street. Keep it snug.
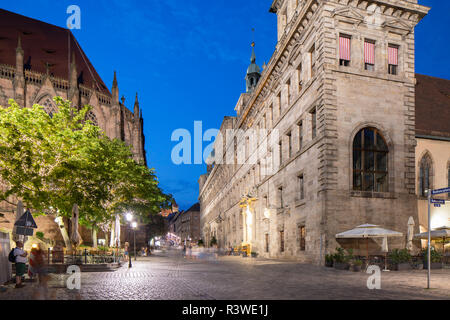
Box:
[0,249,449,300]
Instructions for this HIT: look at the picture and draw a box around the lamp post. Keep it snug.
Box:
[132,221,137,261]
[126,213,133,268]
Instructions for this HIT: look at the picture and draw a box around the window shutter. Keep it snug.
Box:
[388,46,398,65]
[364,41,375,64]
[339,36,351,61]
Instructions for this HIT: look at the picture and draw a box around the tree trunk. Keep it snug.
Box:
[55,216,72,250]
[92,228,98,248]
[104,232,109,249]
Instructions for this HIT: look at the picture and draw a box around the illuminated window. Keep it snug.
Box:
[299,226,306,251]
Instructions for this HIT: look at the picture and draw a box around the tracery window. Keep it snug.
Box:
[353,127,388,192]
[86,111,99,126]
[419,153,433,197]
[41,98,57,118]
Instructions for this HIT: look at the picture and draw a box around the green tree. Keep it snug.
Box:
[0,97,169,248]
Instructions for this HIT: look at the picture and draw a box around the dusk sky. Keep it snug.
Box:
[2,0,449,210]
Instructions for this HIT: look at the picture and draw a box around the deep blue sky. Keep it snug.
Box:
[2,0,449,210]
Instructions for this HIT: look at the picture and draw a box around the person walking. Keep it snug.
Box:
[13,241,28,289]
[29,244,49,299]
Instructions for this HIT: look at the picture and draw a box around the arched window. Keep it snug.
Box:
[418,153,433,197]
[353,127,388,192]
[86,111,98,126]
[40,98,57,118]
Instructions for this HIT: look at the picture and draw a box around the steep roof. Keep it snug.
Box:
[185,203,200,213]
[415,74,450,139]
[0,9,110,94]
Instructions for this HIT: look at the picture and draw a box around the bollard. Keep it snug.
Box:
[84,248,87,264]
[48,248,50,265]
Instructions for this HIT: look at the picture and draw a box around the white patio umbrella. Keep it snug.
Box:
[381,236,389,271]
[336,224,403,262]
[115,214,121,247]
[415,226,449,258]
[407,216,415,251]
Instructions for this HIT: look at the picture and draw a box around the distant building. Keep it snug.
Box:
[167,203,201,245]
[160,200,180,218]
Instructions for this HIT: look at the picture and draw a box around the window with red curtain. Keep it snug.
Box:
[388,45,398,75]
[364,40,375,71]
[339,35,351,66]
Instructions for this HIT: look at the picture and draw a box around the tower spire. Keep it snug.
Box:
[134,92,140,119]
[111,71,119,103]
[245,29,261,93]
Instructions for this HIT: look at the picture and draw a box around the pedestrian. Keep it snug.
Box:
[28,244,38,281]
[124,242,129,261]
[29,243,49,299]
[12,240,28,289]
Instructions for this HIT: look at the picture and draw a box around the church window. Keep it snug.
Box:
[86,111,99,126]
[41,98,57,117]
[419,153,433,197]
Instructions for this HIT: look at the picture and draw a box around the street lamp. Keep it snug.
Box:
[126,213,133,222]
[125,213,133,268]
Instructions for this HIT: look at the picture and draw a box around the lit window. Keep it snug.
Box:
[299,226,306,251]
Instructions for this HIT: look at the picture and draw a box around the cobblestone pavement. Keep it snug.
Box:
[0,249,449,300]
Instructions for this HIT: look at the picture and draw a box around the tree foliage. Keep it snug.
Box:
[0,97,170,232]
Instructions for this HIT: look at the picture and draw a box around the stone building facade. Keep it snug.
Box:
[199,0,433,264]
[0,9,146,246]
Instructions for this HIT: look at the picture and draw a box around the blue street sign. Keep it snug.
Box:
[434,204,441,208]
[432,187,450,195]
[431,199,445,205]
